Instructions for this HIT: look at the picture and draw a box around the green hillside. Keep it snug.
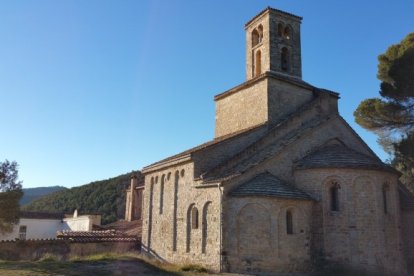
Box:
[22,171,142,224]
[21,186,68,205]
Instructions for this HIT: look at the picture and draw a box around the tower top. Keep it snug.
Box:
[245,7,303,80]
[245,7,302,28]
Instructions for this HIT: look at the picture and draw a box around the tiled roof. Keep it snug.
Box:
[295,144,396,173]
[143,123,267,171]
[56,230,139,243]
[95,220,142,237]
[399,183,414,210]
[20,211,64,220]
[230,172,313,200]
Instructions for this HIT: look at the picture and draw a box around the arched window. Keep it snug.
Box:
[202,201,212,254]
[252,29,259,47]
[172,170,179,252]
[286,210,293,235]
[330,182,340,211]
[278,23,284,37]
[186,204,197,253]
[159,174,165,214]
[255,50,262,76]
[383,183,390,214]
[281,47,289,72]
[283,26,291,40]
[191,207,199,229]
[257,25,263,43]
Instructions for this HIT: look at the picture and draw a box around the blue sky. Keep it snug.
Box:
[1,1,413,188]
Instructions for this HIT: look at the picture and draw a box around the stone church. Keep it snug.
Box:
[125,7,414,274]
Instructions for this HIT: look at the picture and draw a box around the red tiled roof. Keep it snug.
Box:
[56,230,139,243]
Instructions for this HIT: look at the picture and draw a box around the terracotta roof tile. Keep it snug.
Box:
[56,230,139,243]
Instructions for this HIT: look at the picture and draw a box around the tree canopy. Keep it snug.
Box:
[22,171,141,225]
[354,33,414,189]
[0,160,23,233]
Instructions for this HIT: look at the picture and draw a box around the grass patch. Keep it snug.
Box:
[180,264,208,273]
[0,253,219,275]
[38,253,63,262]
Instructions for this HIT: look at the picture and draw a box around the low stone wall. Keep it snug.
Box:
[0,239,140,261]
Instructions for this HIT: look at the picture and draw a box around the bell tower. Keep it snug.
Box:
[245,7,302,80]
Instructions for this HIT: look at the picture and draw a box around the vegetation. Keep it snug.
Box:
[20,186,67,205]
[0,253,215,276]
[22,171,142,224]
[354,33,414,190]
[0,160,23,234]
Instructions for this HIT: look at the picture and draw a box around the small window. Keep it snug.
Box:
[383,184,389,214]
[19,225,27,240]
[330,183,340,211]
[286,210,293,234]
[191,207,199,229]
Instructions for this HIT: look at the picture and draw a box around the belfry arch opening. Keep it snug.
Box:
[281,47,289,72]
[252,29,260,47]
[278,23,284,37]
[255,50,262,76]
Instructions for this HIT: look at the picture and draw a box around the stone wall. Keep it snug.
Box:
[141,162,222,271]
[0,240,139,261]
[294,169,406,274]
[215,78,268,138]
[222,197,313,273]
[401,209,414,271]
[267,77,313,126]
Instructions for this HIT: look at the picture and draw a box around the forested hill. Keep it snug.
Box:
[21,186,68,205]
[22,171,142,224]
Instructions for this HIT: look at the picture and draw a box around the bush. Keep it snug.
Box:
[180,264,207,273]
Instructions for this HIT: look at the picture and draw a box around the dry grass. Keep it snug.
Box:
[0,252,222,276]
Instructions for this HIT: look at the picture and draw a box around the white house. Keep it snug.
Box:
[0,210,101,241]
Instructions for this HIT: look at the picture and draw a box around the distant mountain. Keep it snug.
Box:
[20,186,68,205]
[21,171,142,225]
